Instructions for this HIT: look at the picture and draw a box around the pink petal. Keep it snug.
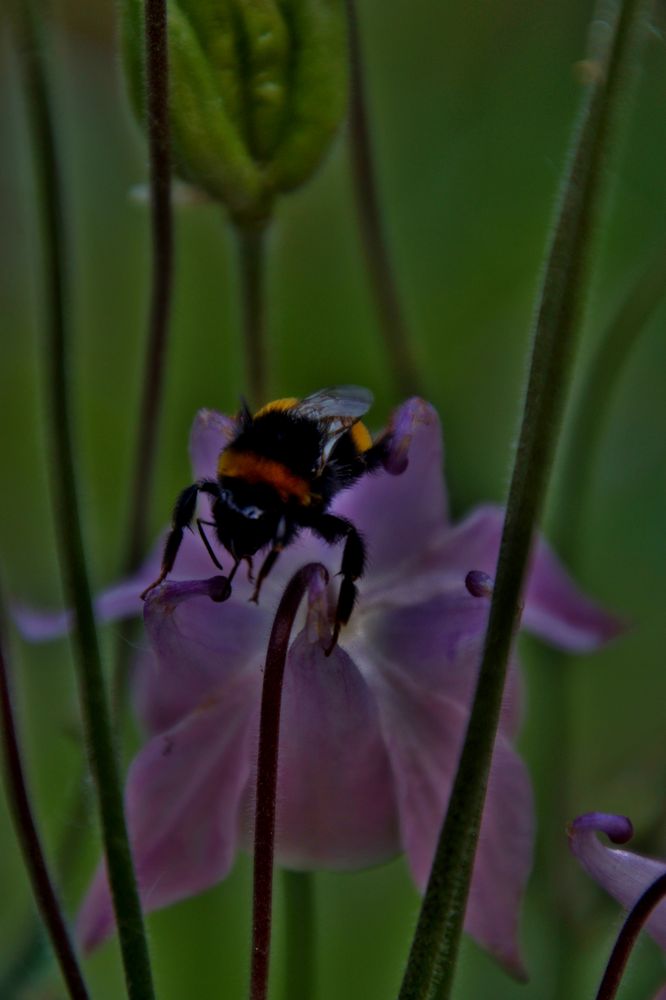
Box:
[365,653,533,978]
[77,674,257,951]
[437,505,623,651]
[188,408,237,480]
[136,578,271,733]
[13,525,220,643]
[569,813,666,951]
[242,632,399,871]
[331,399,449,577]
[359,596,523,737]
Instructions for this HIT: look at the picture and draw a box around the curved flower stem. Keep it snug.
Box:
[15,6,155,998]
[344,0,422,399]
[282,870,316,1000]
[0,600,89,1000]
[539,245,666,998]
[595,872,666,1000]
[237,223,269,409]
[124,0,173,575]
[251,563,328,1000]
[398,3,647,998]
[113,0,173,724]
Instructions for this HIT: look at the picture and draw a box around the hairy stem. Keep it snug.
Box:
[398,3,647,997]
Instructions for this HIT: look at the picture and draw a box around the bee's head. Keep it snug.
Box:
[215,478,281,557]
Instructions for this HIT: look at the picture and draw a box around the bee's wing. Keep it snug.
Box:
[291,386,374,464]
[291,385,373,422]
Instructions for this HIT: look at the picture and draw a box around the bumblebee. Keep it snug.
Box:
[141,387,391,651]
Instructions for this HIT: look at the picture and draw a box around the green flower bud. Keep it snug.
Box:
[122,0,348,226]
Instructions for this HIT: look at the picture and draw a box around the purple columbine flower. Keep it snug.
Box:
[18,399,621,975]
[569,812,666,957]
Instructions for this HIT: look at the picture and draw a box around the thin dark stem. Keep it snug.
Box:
[595,873,666,1000]
[15,6,155,997]
[398,3,646,998]
[0,605,90,1000]
[282,870,316,1000]
[344,0,422,399]
[251,563,328,1000]
[123,0,173,577]
[237,224,269,409]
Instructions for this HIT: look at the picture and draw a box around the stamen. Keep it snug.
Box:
[208,576,232,603]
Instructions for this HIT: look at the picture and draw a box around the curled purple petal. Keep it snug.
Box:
[381,397,433,475]
[569,812,666,951]
[569,812,634,845]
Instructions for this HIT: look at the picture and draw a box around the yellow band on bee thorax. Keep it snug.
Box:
[350,421,373,453]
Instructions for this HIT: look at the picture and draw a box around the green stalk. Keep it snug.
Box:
[397,3,648,997]
[282,870,316,1000]
[344,0,423,399]
[15,5,155,997]
[237,224,269,409]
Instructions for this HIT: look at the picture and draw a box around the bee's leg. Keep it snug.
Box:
[196,519,224,571]
[308,514,366,655]
[250,518,294,605]
[140,480,217,600]
[244,557,255,583]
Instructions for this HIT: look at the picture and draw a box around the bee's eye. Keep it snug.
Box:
[243,505,264,520]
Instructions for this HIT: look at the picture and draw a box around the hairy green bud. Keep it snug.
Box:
[122,0,348,225]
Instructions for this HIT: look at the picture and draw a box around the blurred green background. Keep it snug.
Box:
[2,0,666,997]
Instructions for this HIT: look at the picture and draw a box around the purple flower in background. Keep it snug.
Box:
[19,399,621,975]
[569,812,666,959]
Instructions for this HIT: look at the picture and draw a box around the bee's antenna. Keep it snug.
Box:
[238,396,253,427]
